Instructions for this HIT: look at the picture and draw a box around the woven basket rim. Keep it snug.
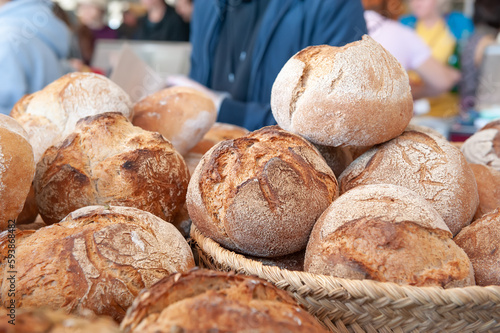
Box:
[190,225,500,306]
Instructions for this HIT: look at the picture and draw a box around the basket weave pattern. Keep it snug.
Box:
[191,226,500,333]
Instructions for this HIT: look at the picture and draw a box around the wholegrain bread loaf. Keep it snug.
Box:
[35,112,189,225]
[187,126,338,258]
[455,209,500,286]
[305,184,475,288]
[271,35,412,147]
[121,269,328,333]
[0,115,35,230]
[0,206,195,322]
[469,164,500,220]
[339,130,478,235]
[10,73,133,163]
[133,87,217,155]
[0,309,120,333]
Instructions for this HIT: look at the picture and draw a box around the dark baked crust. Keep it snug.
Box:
[121,269,328,333]
[187,126,338,257]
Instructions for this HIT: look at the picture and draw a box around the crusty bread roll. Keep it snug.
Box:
[469,164,500,220]
[455,209,500,286]
[121,269,328,333]
[0,206,195,322]
[339,130,478,235]
[185,122,249,176]
[305,184,475,288]
[187,126,338,257]
[10,73,133,163]
[461,124,500,171]
[0,309,120,333]
[0,115,35,230]
[35,112,189,225]
[133,87,217,155]
[271,35,412,147]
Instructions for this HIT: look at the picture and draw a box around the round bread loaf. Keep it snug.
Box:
[10,72,133,163]
[0,206,195,322]
[461,124,500,171]
[35,112,189,225]
[455,209,500,286]
[271,35,413,147]
[469,164,500,220]
[305,184,475,288]
[121,269,328,333]
[0,309,120,333]
[187,126,338,257]
[0,115,35,230]
[339,130,478,235]
[133,87,217,155]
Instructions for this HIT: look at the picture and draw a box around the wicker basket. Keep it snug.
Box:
[190,226,500,333]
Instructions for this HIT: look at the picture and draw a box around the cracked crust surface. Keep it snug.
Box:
[0,206,195,322]
[271,35,412,147]
[305,184,475,288]
[187,126,338,257]
[121,269,328,333]
[34,112,189,225]
[339,131,479,235]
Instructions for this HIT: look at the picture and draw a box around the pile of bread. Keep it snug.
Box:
[0,35,499,331]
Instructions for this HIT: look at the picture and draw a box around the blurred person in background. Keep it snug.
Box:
[135,0,189,41]
[76,0,117,65]
[460,0,500,112]
[167,0,367,131]
[363,0,460,100]
[175,0,193,23]
[0,0,70,114]
[401,0,473,117]
[117,3,144,39]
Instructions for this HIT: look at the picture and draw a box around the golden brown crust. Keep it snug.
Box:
[187,126,338,257]
[339,131,479,235]
[0,115,35,230]
[0,206,195,322]
[305,184,474,288]
[469,164,500,220]
[454,209,500,286]
[34,112,190,225]
[133,87,217,155]
[121,269,328,333]
[271,35,412,147]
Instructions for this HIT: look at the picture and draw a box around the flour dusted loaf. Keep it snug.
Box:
[271,35,412,147]
[455,209,500,286]
[0,309,120,333]
[0,115,35,230]
[133,87,217,155]
[187,126,338,257]
[0,206,195,322]
[35,112,189,225]
[121,269,328,333]
[461,119,500,170]
[10,73,133,164]
[469,164,500,220]
[339,130,478,235]
[305,184,475,288]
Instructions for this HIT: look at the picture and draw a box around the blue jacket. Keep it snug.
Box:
[189,0,367,130]
[0,0,70,114]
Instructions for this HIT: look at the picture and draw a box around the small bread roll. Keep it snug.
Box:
[469,164,500,220]
[0,309,120,333]
[120,269,328,333]
[455,209,500,286]
[305,184,475,288]
[339,130,479,235]
[187,126,338,257]
[271,35,412,147]
[0,115,35,230]
[35,112,189,225]
[133,87,217,155]
[0,206,195,322]
[11,73,133,163]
